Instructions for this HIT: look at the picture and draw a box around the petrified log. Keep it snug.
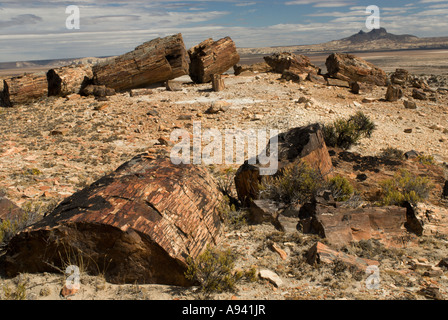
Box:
[92,33,190,91]
[325,53,387,86]
[4,155,224,285]
[234,123,333,206]
[298,198,418,248]
[385,84,403,102]
[188,37,240,84]
[264,52,319,75]
[211,74,225,92]
[233,62,271,76]
[82,84,116,97]
[47,65,93,97]
[0,73,48,107]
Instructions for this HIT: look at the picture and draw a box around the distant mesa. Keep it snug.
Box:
[340,28,418,44]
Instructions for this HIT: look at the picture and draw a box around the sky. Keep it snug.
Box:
[1,0,448,62]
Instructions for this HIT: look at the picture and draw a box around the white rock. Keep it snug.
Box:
[259,269,283,287]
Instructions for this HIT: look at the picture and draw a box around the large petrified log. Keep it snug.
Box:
[234,123,333,206]
[0,73,48,107]
[188,37,240,84]
[4,155,224,285]
[325,53,387,86]
[92,34,190,91]
[47,65,93,97]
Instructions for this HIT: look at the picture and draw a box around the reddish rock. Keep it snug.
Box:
[385,84,403,102]
[298,199,418,248]
[325,53,387,86]
[4,155,223,285]
[188,37,240,84]
[0,193,23,222]
[235,123,333,206]
[306,242,379,271]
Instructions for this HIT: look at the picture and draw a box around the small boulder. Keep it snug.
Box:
[385,85,403,102]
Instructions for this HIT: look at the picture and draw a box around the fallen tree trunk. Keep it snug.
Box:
[188,37,240,84]
[4,155,224,285]
[92,33,190,91]
[0,73,48,107]
[47,65,93,97]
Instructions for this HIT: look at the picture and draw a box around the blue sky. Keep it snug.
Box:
[0,0,448,62]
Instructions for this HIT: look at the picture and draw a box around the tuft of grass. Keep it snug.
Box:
[185,245,243,294]
[1,276,27,300]
[218,196,248,230]
[379,169,433,206]
[323,111,376,150]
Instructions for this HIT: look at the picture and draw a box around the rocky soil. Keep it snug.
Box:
[1,67,448,300]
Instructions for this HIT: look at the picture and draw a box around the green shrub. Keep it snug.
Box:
[323,111,376,149]
[259,161,323,204]
[185,245,242,294]
[219,196,247,230]
[380,169,433,206]
[259,162,357,205]
[327,175,354,202]
[417,154,435,165]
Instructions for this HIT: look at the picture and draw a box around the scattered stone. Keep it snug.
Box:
[306,242,379,272]
[306,72,327,85]
[404,150,420,159]
[165,80,183,92]
[147,109,160,117]
[205,100,231,114]
[412,88,428,100]
[385,84,403,102]
[60,284,79,298]
[258,269,283,288]
[404,100,417,109]
[271,243,288,260]
[130,88,153,97]
[82,84,115,97]
[404,129,413,134]
[326,78,350,88]
[362,98,376,103]
[390,68,409,86]
[248,199,281,226]
[418,286,444,300]
[350,81,361,94]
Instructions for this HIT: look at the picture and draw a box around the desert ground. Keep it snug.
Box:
[1,49,448,300]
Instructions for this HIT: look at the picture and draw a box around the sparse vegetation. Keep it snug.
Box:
[323,111,376,149]
[379,169,433,206]
[379,147,405,161]
[259,162,356,204]
[417,154,435,165]
[219,196,248,230]
[259,161,323,204]
[327,175,354,202]
[185,245,242,294]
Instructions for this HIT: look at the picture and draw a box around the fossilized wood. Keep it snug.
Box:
[92,34,190,91]
[4,155,224,285]
[264,52,319,75]
[234,124,333,206]
[325,53,387,86]
[47,65,93,97]
[0,73,48,107]
[188,37,240,84]
[298,200,418,248]
[211,74,225,92]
